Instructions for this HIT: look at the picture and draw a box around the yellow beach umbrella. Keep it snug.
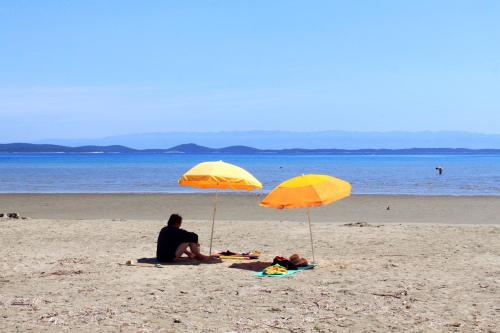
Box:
[178,161,262,254]
[260,174,351,263]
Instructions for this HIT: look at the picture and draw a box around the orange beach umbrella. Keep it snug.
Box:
[260,174,351,263]
[179,161,262,254]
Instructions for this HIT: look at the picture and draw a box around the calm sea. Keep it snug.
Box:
[1,153,500,195]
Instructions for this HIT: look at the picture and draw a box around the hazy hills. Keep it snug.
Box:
[2,143,500,155]
[36,131,500,149]
[0,143,136,153]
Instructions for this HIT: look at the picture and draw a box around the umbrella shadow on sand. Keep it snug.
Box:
[228,261,272,272]
[136,257,221,266]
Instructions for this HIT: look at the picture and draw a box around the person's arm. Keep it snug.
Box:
[179,229,199,243]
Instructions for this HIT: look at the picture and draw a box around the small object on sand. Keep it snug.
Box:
[213,250,260,259]
[386,206,390,210]
[125,260,133,266]
[343,222,369,227]
[0,213,4,218]
[289,254,308,267]
[7,213,19,219]
[446,322,461,327]
[263,264,288,275]
[372,289,407,299]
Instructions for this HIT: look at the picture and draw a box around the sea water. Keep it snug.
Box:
[1,153,500,195]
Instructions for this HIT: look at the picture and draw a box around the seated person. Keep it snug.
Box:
[156,214,209,262]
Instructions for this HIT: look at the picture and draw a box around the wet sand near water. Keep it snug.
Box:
[0,193,499,224]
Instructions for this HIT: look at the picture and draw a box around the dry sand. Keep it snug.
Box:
[0,194,499,332]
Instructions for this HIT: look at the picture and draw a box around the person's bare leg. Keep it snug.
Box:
[175,243,192,259]
[176,243,216,261]
[183,249,195,258]
[187,243,204,260]
[187,243,213,260]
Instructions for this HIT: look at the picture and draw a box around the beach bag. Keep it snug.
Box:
[272,256,299,270]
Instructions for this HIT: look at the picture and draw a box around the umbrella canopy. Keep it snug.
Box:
[260,174,351,209]
[179,161,262,191]
[178,161,262,255]
[260,174,351,263]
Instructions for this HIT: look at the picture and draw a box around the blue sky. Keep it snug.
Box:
[1,1,499,141]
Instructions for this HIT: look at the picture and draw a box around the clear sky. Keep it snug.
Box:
[1,1,499,141]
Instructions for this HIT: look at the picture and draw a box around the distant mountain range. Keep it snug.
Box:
[36,131,500,149]
[2,143,500,155]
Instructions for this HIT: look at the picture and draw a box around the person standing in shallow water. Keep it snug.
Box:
[156,214,210,262]
[436,166,444,175]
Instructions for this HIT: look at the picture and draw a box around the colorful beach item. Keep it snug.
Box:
[178,161,262,254]
[213,250,261,260]
[255,264,316,277]
[260,174,351,263]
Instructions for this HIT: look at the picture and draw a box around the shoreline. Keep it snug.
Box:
[1,193,498,224]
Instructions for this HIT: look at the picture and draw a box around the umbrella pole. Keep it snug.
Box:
[307,208,315,264]
[209,191,218,255]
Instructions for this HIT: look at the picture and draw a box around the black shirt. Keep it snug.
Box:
[156,226,199,262]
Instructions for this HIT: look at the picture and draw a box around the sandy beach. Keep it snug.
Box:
[0,194,499,332]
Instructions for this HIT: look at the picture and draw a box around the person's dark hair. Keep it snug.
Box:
[167,213,182,226]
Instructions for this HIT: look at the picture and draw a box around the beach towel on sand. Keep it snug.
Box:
[213,250,261,260]
[255,264,316,277]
